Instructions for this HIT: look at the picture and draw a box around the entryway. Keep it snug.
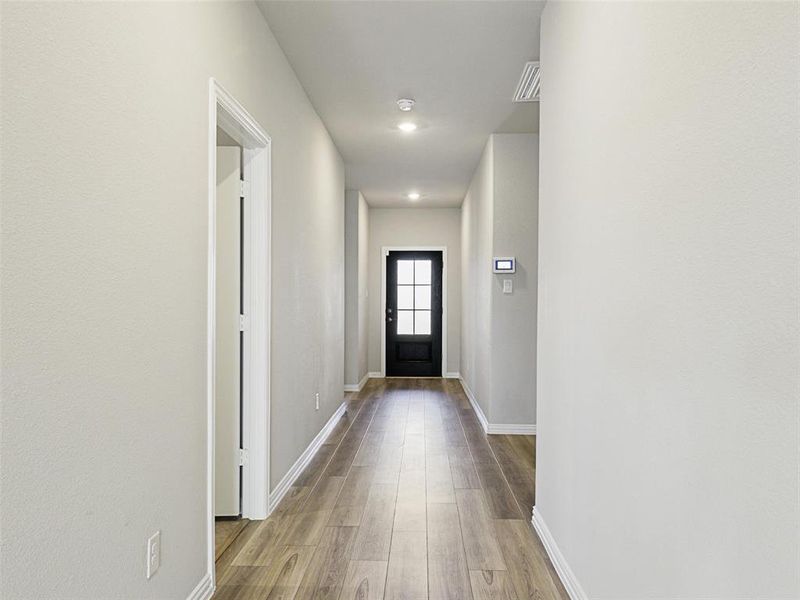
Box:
[207,79,272,583]
[383,249,445,377]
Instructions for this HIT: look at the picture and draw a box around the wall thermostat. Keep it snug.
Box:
[493,257,515,273]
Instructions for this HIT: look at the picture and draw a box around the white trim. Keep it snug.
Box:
[458,376,489,433]
[487,423,536,435]
[368,371,384,379]
[532,507,589,600]
[268,402,347,513]
[444,371,461,379]
[207,78,272,587]
[457,377,536,435]
[380,246,448,378]
[344,372,370,392]
[186,573,214,600]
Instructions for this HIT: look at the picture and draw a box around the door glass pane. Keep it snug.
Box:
[414,310,431,335]
[397,285,413,309]
[397,310,414,334]
[414,260,431,284]
[414,285,431,309]
[397,260,414,284]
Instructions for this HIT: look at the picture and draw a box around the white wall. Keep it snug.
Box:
[367,208,461,375]
[536,2,799,599]
[461,134,538,426]
[461,139,496,418]
[0,2,344,598]
[357,194,370,383]
[344,190,369,387]
[490,135,538,425]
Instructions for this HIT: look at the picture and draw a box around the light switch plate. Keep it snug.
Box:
[503,280,513,294]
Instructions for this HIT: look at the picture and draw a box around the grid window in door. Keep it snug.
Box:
[396,260,432,335]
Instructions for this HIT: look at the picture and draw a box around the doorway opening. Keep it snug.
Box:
[213,139,246,557]
[207,79,271,585]
[381,247,447,377]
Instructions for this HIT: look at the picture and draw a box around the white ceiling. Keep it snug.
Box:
[257,1,543,208]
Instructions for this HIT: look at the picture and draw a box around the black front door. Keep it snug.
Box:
[385,250,443,376]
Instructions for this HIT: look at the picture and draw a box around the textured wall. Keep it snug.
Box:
[357,194,370,382]
[0,2,343,598]
[461,134,538,426]
[461,139,495,417]
[490,134,538,425]
[536,1,800,597]
[344,190,369,386]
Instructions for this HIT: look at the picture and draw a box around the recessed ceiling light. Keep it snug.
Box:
[398,122,417,133]
[407,192,420,201]
[397,98,416,112]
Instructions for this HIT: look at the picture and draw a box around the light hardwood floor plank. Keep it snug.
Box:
[487,434,536,517]
[328,466,375,527]
[469,570,519,600]
[216,565,272,588]
[350,482,397,560]
[494,519,564,600]
[338,560,388,600]
[372,440,404,484]
[394,468,427,532]
[425,452,455,504]
[385,530,428,600]
[295,526,356,600]
[261,545,316,600]
[448,445,481,489]
[215,519,249,561]
[401,433,426,472]
[282,476,345,546]
[427,502,473,600]
[230,515,292,567]
[352,430,385,467]
[213,584,270,600]
[472,459,523,520]
[455,489,506,571]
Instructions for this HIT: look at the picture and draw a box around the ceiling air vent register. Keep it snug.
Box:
[513,61,540,102]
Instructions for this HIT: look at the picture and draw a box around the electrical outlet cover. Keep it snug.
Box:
[146,531,161,579]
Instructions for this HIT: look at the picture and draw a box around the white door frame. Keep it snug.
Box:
[380,246,448,378]
[207,79,271,581]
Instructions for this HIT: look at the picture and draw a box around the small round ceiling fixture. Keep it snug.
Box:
[407,192,421,201]
[398,122,417,133]
[397,98,416,112]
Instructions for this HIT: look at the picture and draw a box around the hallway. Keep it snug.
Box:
[214,378,566,600]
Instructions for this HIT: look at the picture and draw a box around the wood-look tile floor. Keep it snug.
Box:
[214,378,568,600]
[216,519,250,561]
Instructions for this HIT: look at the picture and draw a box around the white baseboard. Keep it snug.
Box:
[368,371,383,378]
[487,423,537,435]
[444,371,461,379]
[186,572,214,600]
[531,507,588,600]
[458,376,490,432]
[457,377,536,435]
[344,372,370,392]
[268,401,346,513]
